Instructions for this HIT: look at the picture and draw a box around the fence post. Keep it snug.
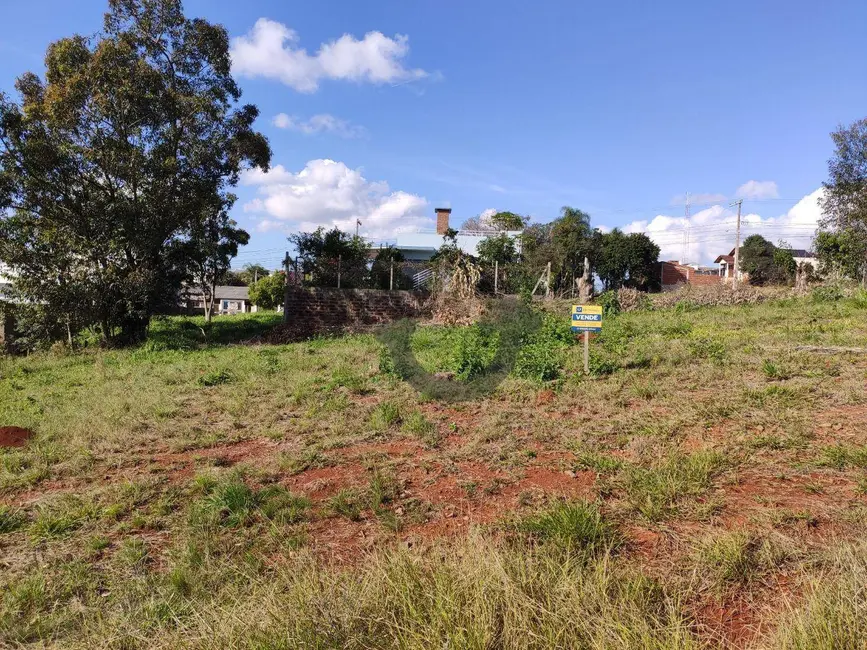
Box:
[389,260,394,291]
[494,260,498,294]
[337,254,342,289]
[283,252,290,323]
[545,261,552,299]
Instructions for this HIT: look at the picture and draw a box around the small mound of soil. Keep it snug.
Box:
[0,426,33,448]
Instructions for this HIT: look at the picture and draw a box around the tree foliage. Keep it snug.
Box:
[460,210,528,232]
[289,227,369,287]
[248,271,285,310]
[0,0,270,344]
[819,118,867,281]
[477,233,518,264]
[371,245,408,290]
[815,229,867,280]
[238,263,270,286]
[595,229,660,291]
[738,235,793,286]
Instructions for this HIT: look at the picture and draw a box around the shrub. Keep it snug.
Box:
[617,287,651,312]
[811,284,844,303]
[597,290,621,317]
[851,288,867,309]
[589,356,619,377]
[378,345,397,376]
[688,336,726,362]
[514,339,564,382]
[538,313,574,344]
[450,324,500,380]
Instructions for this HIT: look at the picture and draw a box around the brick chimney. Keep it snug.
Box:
[435,207,452,235]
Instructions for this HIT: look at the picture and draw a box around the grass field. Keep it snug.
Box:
[2,295,867,648]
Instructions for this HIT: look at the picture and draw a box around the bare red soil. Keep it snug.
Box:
[0,426,33,448]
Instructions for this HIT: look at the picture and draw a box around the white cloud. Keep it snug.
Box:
[230,18,428,93]
[735,180,779,200]
[241,159,430,239]
[272,113,366,138]
[612,189,824,265]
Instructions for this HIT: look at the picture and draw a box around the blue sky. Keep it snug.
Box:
[2,0,866,267]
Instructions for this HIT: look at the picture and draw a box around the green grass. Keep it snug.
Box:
[622,451,725,522]
[1,298,867,647]
[517,500,622,559]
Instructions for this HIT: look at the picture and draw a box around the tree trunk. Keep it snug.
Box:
[204,280,216,324]
[577,256,593,302]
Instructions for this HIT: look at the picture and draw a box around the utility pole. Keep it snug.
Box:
[730,199,743,289]
[684,192,691,265]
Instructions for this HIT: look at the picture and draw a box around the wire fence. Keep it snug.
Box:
[286,255,555,296]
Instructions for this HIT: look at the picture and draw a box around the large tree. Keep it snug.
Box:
[738,235,780,286]
[819,118,867,282]
[595,229,660,291]
[289,227,370,288]
[0,0,270,344]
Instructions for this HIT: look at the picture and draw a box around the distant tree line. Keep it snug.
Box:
[289,208,661,295]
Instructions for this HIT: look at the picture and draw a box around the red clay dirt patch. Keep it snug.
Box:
[0,426,33,448]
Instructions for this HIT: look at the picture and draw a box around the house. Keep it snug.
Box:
[790,249,819,269]
[181,285,256,315]
[714,247,818,283]
[714,252,740,283]
[376,207,523,262]
[660,260,722,291]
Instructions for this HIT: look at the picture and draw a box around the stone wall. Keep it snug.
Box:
[283,286,428,328]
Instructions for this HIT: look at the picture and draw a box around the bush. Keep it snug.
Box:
[811,284,844,303]
[514,339,564,382]
[688,335,726,362]
[597,290,621,317]
[589,356,618,376]
[450,324,500,380]
[378,345,397,376]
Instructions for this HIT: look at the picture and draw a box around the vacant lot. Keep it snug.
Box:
[2,295,867,648]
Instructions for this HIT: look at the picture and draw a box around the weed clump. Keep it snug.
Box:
[623,451,724,521]
[190,476,310,528]
[518,500,621,560]
[513,313,574,382]
[197,369,232,387]
[451,324,499,380]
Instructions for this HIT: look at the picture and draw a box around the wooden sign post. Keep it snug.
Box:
[570,305,603,374]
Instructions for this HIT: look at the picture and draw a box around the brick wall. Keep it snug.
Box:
[284,286,428,328]
[660,261,722,290]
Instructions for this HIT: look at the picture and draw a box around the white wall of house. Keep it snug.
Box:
[391,229,523,261]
